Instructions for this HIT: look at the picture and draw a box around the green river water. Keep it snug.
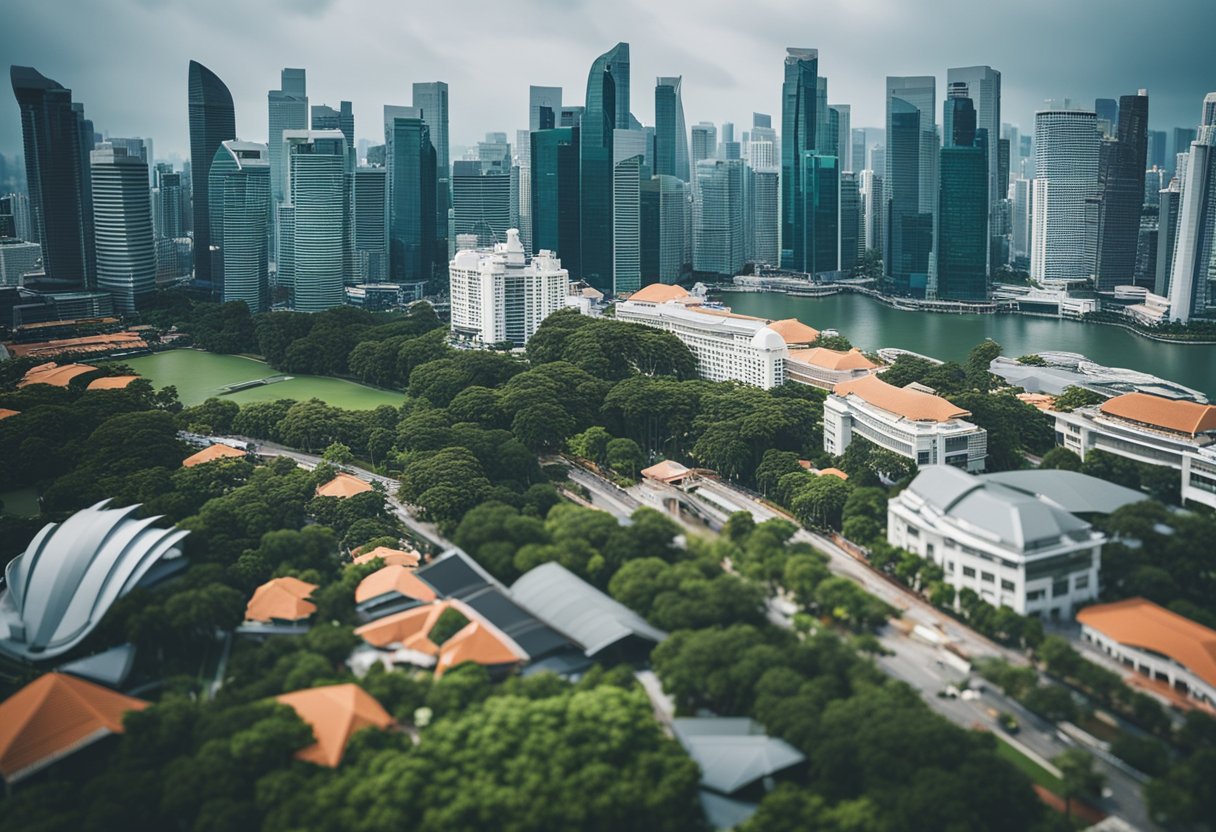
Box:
[113,350,405,409]
[718,291,1216,399]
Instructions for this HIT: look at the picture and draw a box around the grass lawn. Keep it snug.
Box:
[995,736,1065,794]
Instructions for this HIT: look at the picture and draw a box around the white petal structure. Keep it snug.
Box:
[0,500,188,660]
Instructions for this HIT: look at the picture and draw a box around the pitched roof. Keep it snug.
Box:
[274,683,394,767]
[0,673,149,783]
[0,408,19,420]
[628,283,690,303]
[980,469,1147,515]
[354,603,445,654]
[181,443,247,468]
[1098,392,1216,437]
[510,562,668,656]
[352,546,421,568]
[355,565,436,605]
[641,459,691,483]
[315,472,374,499]
[5,332,146,360]
[434,622,522,678]
[766,318,820,345]
[817,467,849,480]
[354,600,525,673]
[1077,598,1216,691]
[788,346,877,371]
[86,375,139,390]
[835,374,970,422]
[17,362,98,388]
[671,717,806,795]
[245,577,318,623]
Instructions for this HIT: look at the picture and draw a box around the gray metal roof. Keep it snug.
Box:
[57,643,137,688]
[0,500,188,661]
[906,466,1092,552]
[509,562,667,656]
[672,717,806,795]
[980,469,1148,515]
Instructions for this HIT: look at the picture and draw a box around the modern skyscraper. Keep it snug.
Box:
[387,114,436,282]
[90,144,155,312]
[1204,93,1216,128]
[1031,109,1100,284]
[1167,120,1216,322]
[860,170,884,255]
[353,167,388,283]
[531,127,580,276]
[580,42,629,293]
[641,174,691,283]
[412,81,450,259]
[451,161,512,253]
[694,159,745,278]
[1093,91,1149,291]
[885,76,937,295]
[515,128,533,255]
[311,101,354,149]
[208,141,269,312]
[153,168,185,241]
[799,151,839,275]
[187,60,236,291]
[529,86,562,132]
[946,66,1001,275]
[691,122,717,164]
[268,68,308,214]
[851,129,867,175]
[1147,130,1167,169]
[654,77,690,181]
[1012,178,1033,267]
[1154,179,1181,297]
[1173,127,1198,169]
[613,152,642,294]
[11,66,96,286]
[833,104,852,171]
[1094,98,1119,136]
[839,171,861,272]
[750,168,780,267]
[937,95,989,301]
[781,48,819,270]
[278,130,349,312]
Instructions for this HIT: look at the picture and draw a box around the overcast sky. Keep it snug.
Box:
[3,0,1214,164]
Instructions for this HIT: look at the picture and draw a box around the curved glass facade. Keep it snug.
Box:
[188,61,236,293]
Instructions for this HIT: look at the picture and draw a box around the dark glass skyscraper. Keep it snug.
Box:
[937,94,987,301]
[11,66,96,286]
[532,127,581,275]
[654,76,689,181]
[885,77,936,296]
[188,60,236,292]
[387,115,436,282]
[311,102,354,149]
[798,152,838,275]
[580,43,628,293]
[781,48,819,271]
[1094,91,1149,291]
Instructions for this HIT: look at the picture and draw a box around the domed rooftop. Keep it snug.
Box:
[750,327,786,352]
[0,501,188,661]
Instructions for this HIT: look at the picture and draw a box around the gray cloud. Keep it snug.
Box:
[2,0,1213,164]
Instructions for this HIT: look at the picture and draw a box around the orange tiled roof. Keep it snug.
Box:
[1016,392,1057,412]
[352,546,421,568]
[1077,597,1216,691]
[355,600,524,676]
[788,346,878,371]
[834,374,971,422]
[817,467,850,480]
[1098,393,1216,437]
[641,459,691,483]
[315,472,374,499]
[628,283,690,303]
[5,332,147,360]
[17,362,98,388]
[435,622,522,678]
[274,684,394,767]
[245,577,319,623]
[355,565,436,605]
[355,603,446,654]
[182,444,247,468]
[766,318,820,345]
[0,408,19,420]
[86,375,139,390]
[0,673,149,783]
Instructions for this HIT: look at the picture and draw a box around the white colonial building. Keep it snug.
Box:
[785,346,880,390]
[823,374,988,471]
[1052,392,1216,510]
[888,466,1102,618]
[448,228,569,346]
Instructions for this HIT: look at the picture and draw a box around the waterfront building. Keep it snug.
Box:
[10,66,96,287]
[1094,92,1149,292]
[823,374,988,471]
[451,161,512,254]
[278,131,350,312]
[860,169,884,254]
[1011,178,1033,266]
[1167,110,1216,322]
[947,67,1001,272]
[1031,109,1100,285]
[1053,392,1216,510]
[885,76,937,296]
[691,122,716,165]
[529,86,562,132]
[833,104,852,171]
[785,346,878,390]
[797,152,839,276]
[1078,598,1216,706]
[208,140,270,312]
[448,228,567,346]
[840,171,861,272]
[311,101,355,150]
[781,48,820,271]
[615,284,788,389]
[353,167,388,282]
[531,127,580,275]
[750,168,780,267]
[268,68,308,216]
[640,174,691,284]
[90,144,155,312]
[654,77,690,181]
[937,94,988,301]
[579,43,629,294]
[694,159,746,279]
[387,113,436,282]
[188,61,236,291]
[888,466,1101,617]
[1154,178,1182,298]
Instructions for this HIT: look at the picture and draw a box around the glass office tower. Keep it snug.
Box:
[188,60,236,292]
[532,127,581,275]
[781,48,819,271]
[580,43,629,293]
[208,141,270,312]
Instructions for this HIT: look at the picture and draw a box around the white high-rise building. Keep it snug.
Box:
[613,129,647,295]
[1031,109,1099,285]
[449,228,568,346]
[1168,102,1216,322]
[268,68,308,214]
[90,144,155,312]
[209,141,270,312]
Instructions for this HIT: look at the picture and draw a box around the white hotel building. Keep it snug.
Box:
[1052,392,1216,510]
[614,283,819,389]
[823,374,988,472]
[889,466,1102,618]
[449,229,569,347]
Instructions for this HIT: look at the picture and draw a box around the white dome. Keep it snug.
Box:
[751,327,786,352]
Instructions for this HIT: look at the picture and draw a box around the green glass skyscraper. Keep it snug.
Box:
[781,48,819,271]
[531,127,581,275]
[208,141,269,312]
[799,152,839,275]
[580,42,629,293]
[388,115,436,282]
[188,60,236,293]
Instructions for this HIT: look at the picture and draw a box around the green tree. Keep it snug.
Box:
[1055,748,1104,820]
[1038,446,1082,471]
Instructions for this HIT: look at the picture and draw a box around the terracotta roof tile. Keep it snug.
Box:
[315,473,374,499]
[354,604,445,654]
[182,444,247,468]
[1098,393,1216,437]
[435,622,522,678]
[352,546,421,568]
[641,460,691,483]
[245,577,319,623]
[1077,598,1216,690]
[5,333,146,360]
[17,362,98,388]
[0,408,19,420]
[274,684,394,767]
[355,565,437,605]
[627,283,691,303]
[834,374,970,422]
[788,346,878,371]
[817,467,849,480]
[766,318,820,345]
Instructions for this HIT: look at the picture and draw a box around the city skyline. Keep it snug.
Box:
[2,0,1213,163]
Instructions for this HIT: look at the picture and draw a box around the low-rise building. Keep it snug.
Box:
[449,227,568,346]
[1052,392,1216,509]
[888,466,1102,618]
[823,374,987,471]
[1078,597,1216,707]
[785,346,879,390]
